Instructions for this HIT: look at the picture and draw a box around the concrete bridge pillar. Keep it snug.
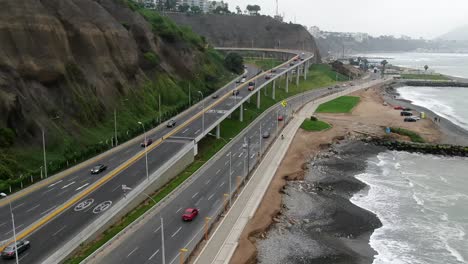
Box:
[239,103,244,122]
[272,80,276,100]
[216,124,220,139]
[304,61,308,80]
[296,66,300,86]
[285,72,289,93]
[257,90,261,109]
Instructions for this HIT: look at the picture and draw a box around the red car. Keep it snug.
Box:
[140,138,153,147]
[248,81,255,91]
[278,115,284,121]
[182,208,199,221]
[394,106,404,110]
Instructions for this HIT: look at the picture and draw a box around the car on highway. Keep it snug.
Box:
[1,240,30,259]
[240,78,246,83]
[182,208,199,221]
[235,79,241,84]
[167,119,176,127]
[90,164,107,174]
[278,115,284,121]
[400,111,413,116]
[232,89,239,96]
[262,131,270,138]
[265,74,272,80]
[248,82,255,91]
[394,106,404,110]
[404,117,418,122]
[211,94,219,99]
[140,138,153,147]
[289,62,295,66]
[270,69,277,73]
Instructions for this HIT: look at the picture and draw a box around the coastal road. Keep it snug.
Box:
[0,51,310,263]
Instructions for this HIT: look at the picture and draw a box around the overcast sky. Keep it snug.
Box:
[223,0,468,39]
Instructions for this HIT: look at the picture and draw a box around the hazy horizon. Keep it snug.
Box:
[224,0,468,39]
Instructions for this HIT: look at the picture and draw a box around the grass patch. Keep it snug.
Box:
[65,63,345,263]
[401,74,449,80]
[316,96,360,113]
[390,127,425,143]
[244,58,283,71]
[300,119,331,131]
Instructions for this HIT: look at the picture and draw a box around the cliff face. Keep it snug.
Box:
[167,13,321,61]
[0,0,216,140]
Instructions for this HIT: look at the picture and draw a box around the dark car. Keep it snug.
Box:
[211,94,219,99]
[232,89,239,96]
[400,111,413,116]
[182,208,199,221]
[262,131,270,139]
[403,107,412,111]
[140,138,153,147]
[90,164,107,174]
[248,82,255,91]
[289,62,295,66]
[394,106,404,110]
[1,240,30,259]
[166,119,176,128]
[277,115,284,121]
[404,117,417,122]
[265,74,272,80]
[235,79,241,84]
[271,69,277,73]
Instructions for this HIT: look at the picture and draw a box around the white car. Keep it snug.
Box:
[241,78,246,83]
[410,116,421,121]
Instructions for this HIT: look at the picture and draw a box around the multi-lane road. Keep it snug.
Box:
[0,50,310,263]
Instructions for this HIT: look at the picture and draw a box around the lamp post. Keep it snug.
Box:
[1,193,19,264]
[137,122,149,182]
[114,109,118,146]
[198,91,205,135]
[227,151,232,207]
[41,127,47,178]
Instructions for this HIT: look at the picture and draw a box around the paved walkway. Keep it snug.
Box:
[193,80,383,264]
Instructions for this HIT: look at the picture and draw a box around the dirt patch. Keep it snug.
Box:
[230,85,442,264]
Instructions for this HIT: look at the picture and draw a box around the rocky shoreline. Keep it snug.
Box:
[256,141,384,264]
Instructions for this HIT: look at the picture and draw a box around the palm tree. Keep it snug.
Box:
[380,60,388,77]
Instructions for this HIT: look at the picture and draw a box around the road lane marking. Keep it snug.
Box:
[56,190,68,197]
[40,206,56,215]
[171,227,182,238]
[12,203,25,210]
[4,224,24,236]
[237,162,242,167]
[18,252,29,262]
[127,247,138,258]
[0,222,6,228]
[195,198,202,206]
[195,129,200,135]
[111,185,122,192]
[148,249,160,260]
[52,226,66,237]
[207,194,215,201]
[75,183,89,191]
[216,169,221,175]
[154,226,161,233]
[182,128,189,134]
[26,204,41,213]
[61,181,75,189]
[224,161,229,166]
[205,179,211,185]
[192,192,199,199]
[176,207,182,214]
[48,180,63,188]
[219,182,225,188]
[238,152,243,158]
[67,176,78,182]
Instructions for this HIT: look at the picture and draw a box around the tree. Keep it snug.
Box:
[424,65,429,72]
[235,5,242,14]
[165,0,177,11]
[380,60,388,77]
[178,4,190,12]
[190,5,202,14]
[224,53,244,74]
[213,6,230,14]
[246,4,261,15]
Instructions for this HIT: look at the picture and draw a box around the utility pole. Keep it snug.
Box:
[42,128,47,178]
[161,217,166,264]
[159,94,162,123]
[188,83,191,106]
[114,109,118,146]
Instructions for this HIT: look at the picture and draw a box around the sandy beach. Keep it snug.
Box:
[230,84,445,264]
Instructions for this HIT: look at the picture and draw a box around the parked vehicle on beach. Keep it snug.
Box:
[400,111,413,116]
[404,117,418,122]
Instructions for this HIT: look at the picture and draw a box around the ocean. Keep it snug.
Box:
[352,152,468,264]
[351,52,468,264]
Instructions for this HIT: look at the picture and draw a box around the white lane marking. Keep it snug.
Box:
[219,182,225,188]
[4,224,24,236]
[67,176,78,182]
[61,181,76,189]
[192,192,199,199]
[0,222,6,228]
[225,153,230,157]
[26,204,41,213]
[18,252,29,262]
[111,185,122,192]
[207,193,215,201]
[216,169,221,175]
[12,203,25,210]
[75,183,89,191]
[176,207,182,214]
[171,227,182,238]
[205,179,211,185]
[195,129,201,135]
[195,198,202,206]
[127,247,139,258]
[237,162,242,167]
[124,148,133,154]
[238,152,243,158]
[251,154,255,158]
[238,146,243,151]
[56,190,68,197]
[182,128,189,134]
[52,226,66,237]
[41,206,56,215]
[154,226,161,233]
[148,249,160,260]
[224,161,229,166]
[48,180,63,188]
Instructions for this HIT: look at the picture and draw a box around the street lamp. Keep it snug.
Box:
[0,193,19,264]
[137,122,149,182]
[121,185,164,264]
[41,127,47,178]
[198,91,205,135]
[227,151,232,207]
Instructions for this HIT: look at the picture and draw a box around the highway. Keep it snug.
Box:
[0,50,308,263]
[87,83,365,263]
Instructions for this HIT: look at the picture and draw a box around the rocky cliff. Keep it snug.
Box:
[167,13,320,61]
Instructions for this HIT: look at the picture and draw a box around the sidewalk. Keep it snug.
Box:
[193,81,380,264]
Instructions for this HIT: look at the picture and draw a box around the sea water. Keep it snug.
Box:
[352,151,468,264]
[397,86,468,131]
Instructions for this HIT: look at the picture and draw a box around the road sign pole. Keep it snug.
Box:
[161,217,166,264]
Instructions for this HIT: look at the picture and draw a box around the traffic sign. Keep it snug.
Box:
[281,100,287,108]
